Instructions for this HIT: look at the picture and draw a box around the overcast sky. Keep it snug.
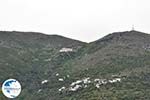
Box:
[0,0,150,42]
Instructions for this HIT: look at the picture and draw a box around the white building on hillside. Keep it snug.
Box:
[59,48,73,52]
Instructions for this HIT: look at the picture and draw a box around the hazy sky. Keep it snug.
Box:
[0,0,150,42]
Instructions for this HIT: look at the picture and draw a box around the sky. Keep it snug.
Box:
[0,0,150,42]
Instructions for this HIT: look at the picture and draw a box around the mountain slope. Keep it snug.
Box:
[0,30,150,100]
[58,30,150,100]
[60,30,150,75]
[0,31,85,48]
[0,31,86,100]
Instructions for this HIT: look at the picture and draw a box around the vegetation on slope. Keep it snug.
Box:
[0,30,150,100]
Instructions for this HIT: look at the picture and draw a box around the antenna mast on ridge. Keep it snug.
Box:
[132,25,135,31]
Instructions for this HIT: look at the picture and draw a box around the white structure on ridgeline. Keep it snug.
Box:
[59,48,73,52]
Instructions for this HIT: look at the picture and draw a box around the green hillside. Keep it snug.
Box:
[0,30,150,100]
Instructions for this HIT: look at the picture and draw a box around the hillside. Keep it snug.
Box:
[0,30,150,100]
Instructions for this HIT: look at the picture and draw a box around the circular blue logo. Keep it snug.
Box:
[2,79,21,98]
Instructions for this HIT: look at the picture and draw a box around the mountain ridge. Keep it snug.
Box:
[0,30,150,44]
[0,30,150,100]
